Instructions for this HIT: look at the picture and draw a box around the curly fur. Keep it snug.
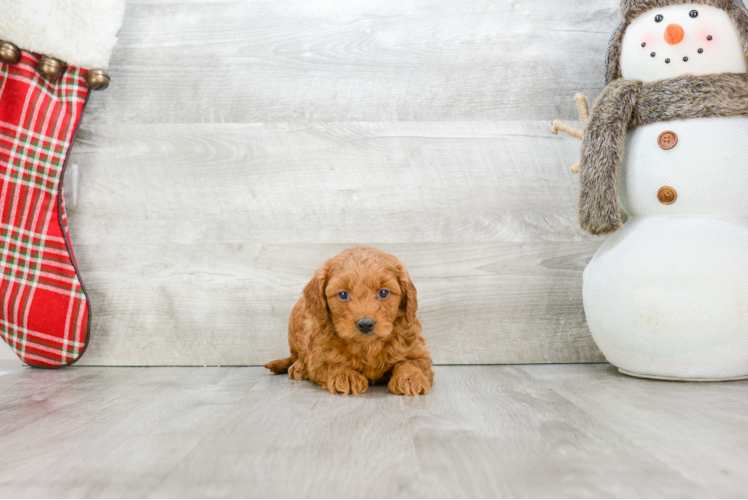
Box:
[606,0,748,83]
[265,247,433,396]
[579,72,748,235]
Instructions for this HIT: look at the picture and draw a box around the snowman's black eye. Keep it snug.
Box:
[690,10,699,18]
[655,14,664,22]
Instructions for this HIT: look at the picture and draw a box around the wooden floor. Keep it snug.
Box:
[1,365,746,498]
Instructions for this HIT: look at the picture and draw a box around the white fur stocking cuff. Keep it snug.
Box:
[0,0,126,70]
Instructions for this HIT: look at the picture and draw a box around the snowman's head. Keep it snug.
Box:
[621,4,747,80]
[606,0,748,82]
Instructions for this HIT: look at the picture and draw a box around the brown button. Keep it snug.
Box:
[657,186,677,205]
[658,131,678,150]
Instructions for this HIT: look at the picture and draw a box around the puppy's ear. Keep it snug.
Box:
[303,259,333,323]
[395,262,418,324]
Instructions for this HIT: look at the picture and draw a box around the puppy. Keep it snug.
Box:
[265,247,433,396]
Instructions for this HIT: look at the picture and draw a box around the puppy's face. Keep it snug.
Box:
[303,247,419,342]
[325,256,402,341]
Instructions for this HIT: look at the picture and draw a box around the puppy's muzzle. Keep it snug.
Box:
[356,317,375,334]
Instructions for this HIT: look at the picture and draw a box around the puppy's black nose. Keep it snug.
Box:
[356,317,375,333]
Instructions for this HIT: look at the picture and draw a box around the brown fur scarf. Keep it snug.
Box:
[579,72,748,235]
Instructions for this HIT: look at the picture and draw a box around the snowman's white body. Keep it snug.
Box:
[584,117,748,380]
[580,3,748,380]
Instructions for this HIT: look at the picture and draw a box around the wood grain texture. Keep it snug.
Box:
[58,0,624,365]
[66,122,604,365]
[409,366,716,498]
[0,367,265,497]
[87,0,619,125]
[529,364,748,496]
[1,365,747,497]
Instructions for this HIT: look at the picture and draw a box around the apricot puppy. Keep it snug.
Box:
[265,247,433,396]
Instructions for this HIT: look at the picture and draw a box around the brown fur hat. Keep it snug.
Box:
[605,0,748,83]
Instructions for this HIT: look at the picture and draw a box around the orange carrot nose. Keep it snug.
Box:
[664,24,685,44]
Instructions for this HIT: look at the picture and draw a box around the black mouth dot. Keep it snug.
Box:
[651,52,656,57]
[665,58,671,63]
[698,48,704,53]
[708,35,713,40]
[683,56,689,62]
[642,42,647,47]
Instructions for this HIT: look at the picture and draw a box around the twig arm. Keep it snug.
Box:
[551,120,583,140]
[551,93,589,174]
[575,93,589,124]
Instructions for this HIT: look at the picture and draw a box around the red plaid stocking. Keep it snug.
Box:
[0,51,90,367]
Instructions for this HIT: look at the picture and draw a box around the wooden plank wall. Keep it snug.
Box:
[66,0,622,366]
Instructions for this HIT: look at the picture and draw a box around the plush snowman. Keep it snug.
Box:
[556,0,748,380]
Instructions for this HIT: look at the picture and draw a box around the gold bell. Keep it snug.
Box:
[38,56,64,81]
[85,69,110,91]
[0,41,20,64]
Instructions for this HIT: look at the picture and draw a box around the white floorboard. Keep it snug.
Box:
[1,365,746,498]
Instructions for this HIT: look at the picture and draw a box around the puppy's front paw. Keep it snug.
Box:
[388,369,431,396]
[288,361,309,381]
[326,369,369,396]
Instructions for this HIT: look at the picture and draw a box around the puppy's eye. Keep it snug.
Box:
[338,291,349,300]
[378,289,389,299]
[655,14,663,22]
[690,10,698,18]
